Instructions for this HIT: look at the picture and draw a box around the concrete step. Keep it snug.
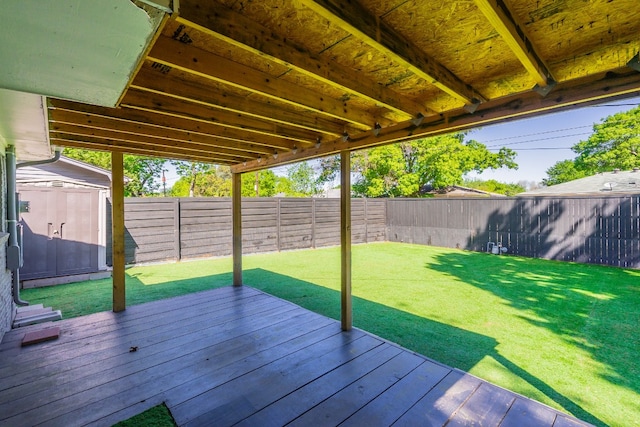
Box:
[13,309,62,328]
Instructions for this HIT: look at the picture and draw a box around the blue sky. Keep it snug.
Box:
[164,97,640,187]
[467,97,640,184]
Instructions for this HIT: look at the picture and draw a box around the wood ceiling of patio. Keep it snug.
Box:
[47,0,640,173]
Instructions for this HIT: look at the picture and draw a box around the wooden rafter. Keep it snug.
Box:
[50,122,260,159]
[474,0,553,87]
[297,0,484,105]
[51,132,246,163]
[120,89,319,145]
[54,138,232,164]
[48,100,301,151]
[49,109,275,155]
[148,35,376,129]
[132,65,348,136]
[175,3,426,118]
[232,68,640,173]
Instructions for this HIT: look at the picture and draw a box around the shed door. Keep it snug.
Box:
[19,187,100,280]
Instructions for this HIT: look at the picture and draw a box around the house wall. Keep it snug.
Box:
[0,155,13,341]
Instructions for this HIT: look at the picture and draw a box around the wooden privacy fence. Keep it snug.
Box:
[107,198,386,265]
[386,196,640,268]
[107,195,640,268]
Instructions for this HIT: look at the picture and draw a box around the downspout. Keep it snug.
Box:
[7,146,62,306]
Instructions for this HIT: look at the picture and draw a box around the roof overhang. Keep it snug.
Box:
[0,0,167,160]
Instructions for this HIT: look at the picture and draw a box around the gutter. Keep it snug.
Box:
[7,146,62,306]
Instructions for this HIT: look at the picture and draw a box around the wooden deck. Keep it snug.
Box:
[0,286,592,427]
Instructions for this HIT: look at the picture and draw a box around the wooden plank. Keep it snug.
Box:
[0,299,296,413]
[149,35,375,128]
[232,172,242,286]
[446,382,516,427]
[341,151,352,331]
[296,0,482,105]
[287,350,425,426]
[235,344,403,427]
[500,397,557,427]
[7,311,336,426]
[111,151,125,312]
[175,5,422,118]
[340,359,451,426]
[392,370,482,426]
[180,334,384,426]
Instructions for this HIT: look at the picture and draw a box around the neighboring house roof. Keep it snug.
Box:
[430,185,506,198]
[520,169,640,196]
[17,156,113,189]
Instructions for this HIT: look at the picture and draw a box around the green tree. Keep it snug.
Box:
[543,106,640,185]
[463,179,525,196]
[63,148,165,197]
[287,162,321,196]
[171,165,234,197]
[542,160,589,186]
[318,133,517,197]
[573,106,640,172]
[241,170,277,197]
[171,161,214,197]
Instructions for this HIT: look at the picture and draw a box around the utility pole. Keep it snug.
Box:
[162,169,167,196]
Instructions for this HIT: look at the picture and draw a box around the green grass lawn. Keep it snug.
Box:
[22,242,639,427]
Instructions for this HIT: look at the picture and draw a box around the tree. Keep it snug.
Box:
[287,162,321,196]
[543,160,588,186]
[318,133,517,197]
[171,161,214,197]
[63,148,165,197]
[463,179,525,196]
[171,165,234,197]
[543,106,640,185]
[573,105,640,172]
[241,170,277,197]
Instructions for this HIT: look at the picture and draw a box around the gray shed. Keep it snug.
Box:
[17,156,111,286]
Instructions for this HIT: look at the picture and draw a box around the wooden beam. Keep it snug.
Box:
[474,0,553,86]
[175,5,424,118]
[297,0,484,105]
[51,132,246,163]
[232,172,242,287]
[132,65,352,136]
[50,125,257,160]
[49,99,302,151]
[148,35,375,129]
[111,151,126,313]
[340,151,352,331]
[121,89,321,144]
[52,138,231,164]
[49,109,275,155]
[232,68,640,173]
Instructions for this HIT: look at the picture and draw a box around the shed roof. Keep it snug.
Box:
[520,170,640,196]
[3,0,640,169]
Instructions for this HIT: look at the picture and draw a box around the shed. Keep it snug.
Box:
[17,156,111,286]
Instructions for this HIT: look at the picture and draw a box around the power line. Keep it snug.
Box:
[486,132,591,148]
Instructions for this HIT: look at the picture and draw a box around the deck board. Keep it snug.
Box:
[0,286,594,427]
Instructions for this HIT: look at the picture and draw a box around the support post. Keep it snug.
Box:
[232,172,242,286]
[111,151,126,312]
[340,151,352,331]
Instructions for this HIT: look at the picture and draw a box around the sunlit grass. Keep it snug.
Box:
[21,242,639,427]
